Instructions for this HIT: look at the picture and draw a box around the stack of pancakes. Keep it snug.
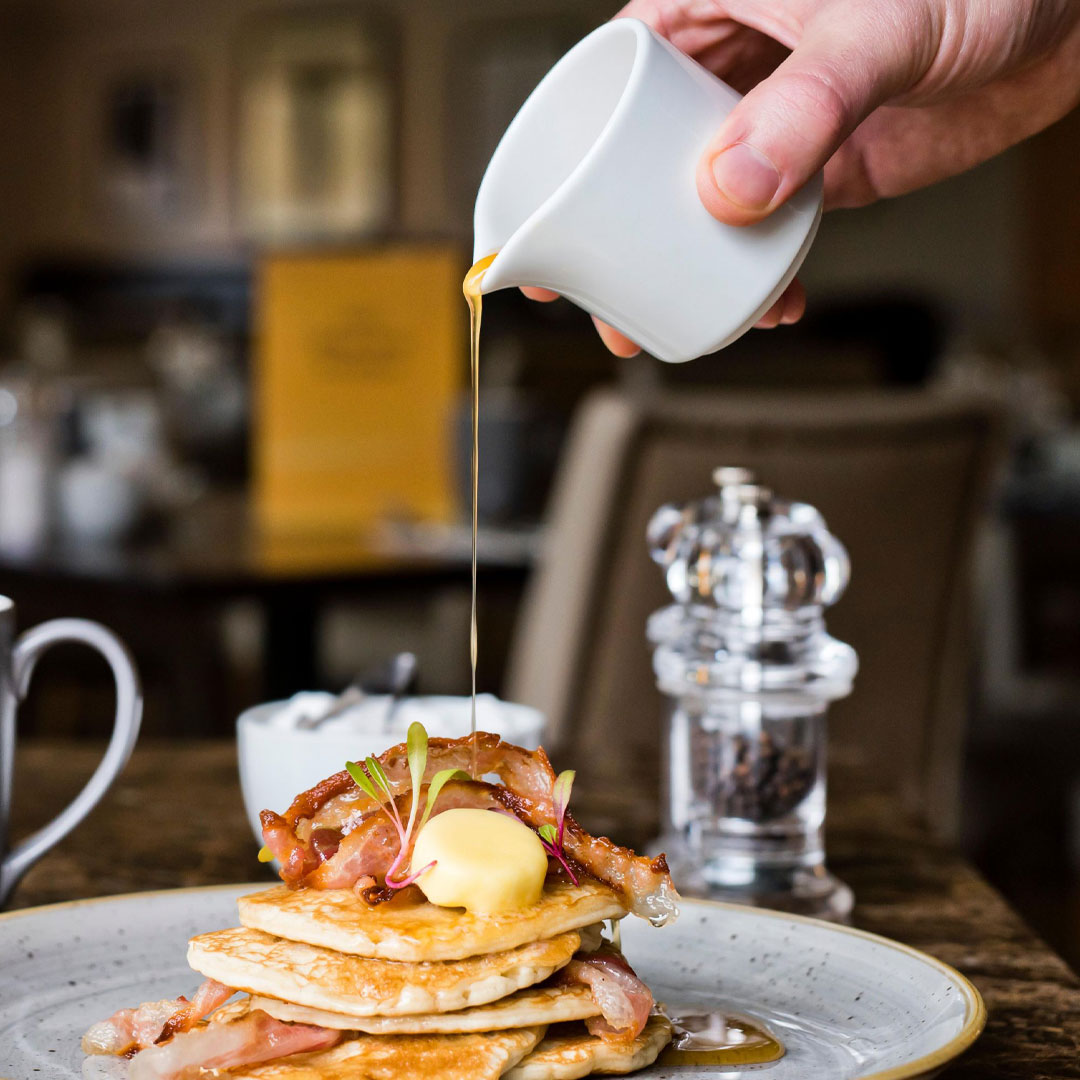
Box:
[188,879,672,1079]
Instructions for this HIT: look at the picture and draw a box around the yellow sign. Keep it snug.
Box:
[254,247,461,535]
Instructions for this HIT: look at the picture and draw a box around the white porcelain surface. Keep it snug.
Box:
[0,886,983,1079]
[473,18,823,363]
[237,695,546,844]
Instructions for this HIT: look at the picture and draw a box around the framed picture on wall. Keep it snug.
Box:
[87,59,201,226]
[234,9,399,245]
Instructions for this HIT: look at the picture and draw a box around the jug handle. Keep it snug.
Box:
[0,619,142,906]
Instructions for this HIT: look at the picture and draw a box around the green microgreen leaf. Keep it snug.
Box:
[538,824,558,845]
[418,768,470,834]
[404,721,428,840]
[364,756,393,798]
[552,769,575,844]
[346,760,381,803]
[552,770,575,817]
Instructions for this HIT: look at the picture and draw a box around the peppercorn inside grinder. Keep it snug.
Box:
[647,467,857,921]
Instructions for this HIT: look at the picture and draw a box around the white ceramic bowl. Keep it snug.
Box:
[236,694,546,845]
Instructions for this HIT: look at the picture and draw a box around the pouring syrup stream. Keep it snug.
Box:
[463,253,497,779]
[463,258,786,1069]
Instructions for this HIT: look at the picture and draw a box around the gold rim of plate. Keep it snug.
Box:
[0,883,987,1080]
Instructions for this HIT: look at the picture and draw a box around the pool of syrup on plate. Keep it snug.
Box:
[660,1011,785,1066]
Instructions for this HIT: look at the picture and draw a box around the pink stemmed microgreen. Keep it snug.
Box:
[346,721,468,889]
[538,769,578,885]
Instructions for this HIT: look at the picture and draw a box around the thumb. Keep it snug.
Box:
[697,25,905,225]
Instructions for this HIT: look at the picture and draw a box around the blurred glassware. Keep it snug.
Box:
[0,379,57,555]
[17,303,73,374]
[57,388,204,545]
[56,456,140,544]
[647,467,857,921]
[0,307,75,554]
[146,315,246,469]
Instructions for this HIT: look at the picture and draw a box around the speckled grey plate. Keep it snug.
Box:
[0,885,984,1080]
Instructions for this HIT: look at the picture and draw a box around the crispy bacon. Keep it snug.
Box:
[154,978,233,1044]
[304,813,399,889]
[127,1009,339,1080]
[555,947,654,1041]
[261,734,679,925]
[83,1001,178,1056]
[260,810,321,883]
[81,979,233,1056]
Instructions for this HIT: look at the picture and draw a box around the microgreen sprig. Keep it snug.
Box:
[346,721,468,889]
[538,769,578,884]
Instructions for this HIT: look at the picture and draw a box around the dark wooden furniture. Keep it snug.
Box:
[0,494,538,736]
[8,740,1080,1078]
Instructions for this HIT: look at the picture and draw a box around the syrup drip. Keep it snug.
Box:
[659,1012,785,1067]
[462,253,497,779]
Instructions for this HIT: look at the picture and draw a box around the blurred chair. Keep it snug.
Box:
[505,387,1003,839]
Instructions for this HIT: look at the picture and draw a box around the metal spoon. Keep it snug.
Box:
[383,651,418,732]
[295,682,366,730]
[294,652,419,732]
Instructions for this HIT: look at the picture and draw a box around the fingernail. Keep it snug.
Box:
[711,144,781,210]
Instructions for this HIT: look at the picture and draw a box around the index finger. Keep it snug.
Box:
[520,286,560,302]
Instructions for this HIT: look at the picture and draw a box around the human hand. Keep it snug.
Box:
[534,0,1080,356]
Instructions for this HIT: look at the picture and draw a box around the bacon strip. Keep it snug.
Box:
[128,1009,339,1080]
[83,1000,180,1056]
[302,780,510,889]
[81,979,233,1056]
[261,735,679,925]
[555,948,654,1042]
[154,978,233,1044]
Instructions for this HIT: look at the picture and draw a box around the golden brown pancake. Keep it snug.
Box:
[188,926,580,1017]
[504,1016,673,1080]
[249,983,599,1034]
[238,880,627,962]
[225,1026,546,1080]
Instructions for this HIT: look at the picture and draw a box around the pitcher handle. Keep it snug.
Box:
[0,619,142,906]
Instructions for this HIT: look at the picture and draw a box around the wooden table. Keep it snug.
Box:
[8,741,1080,1078]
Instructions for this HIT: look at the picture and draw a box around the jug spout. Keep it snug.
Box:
[466,242,531,297]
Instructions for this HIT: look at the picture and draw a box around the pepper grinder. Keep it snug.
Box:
[647,467,857,920]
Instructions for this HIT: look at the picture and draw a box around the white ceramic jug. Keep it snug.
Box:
[473,18,823,363]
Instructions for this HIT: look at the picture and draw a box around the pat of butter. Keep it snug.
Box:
[412,808,548,914]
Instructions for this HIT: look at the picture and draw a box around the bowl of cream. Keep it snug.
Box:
[237,693,547,848]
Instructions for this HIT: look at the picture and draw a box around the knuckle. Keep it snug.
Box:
[776,66,853,141]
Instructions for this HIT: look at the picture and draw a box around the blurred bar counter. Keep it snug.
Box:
[9,740,1080,1079]
[0,491,542,735]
